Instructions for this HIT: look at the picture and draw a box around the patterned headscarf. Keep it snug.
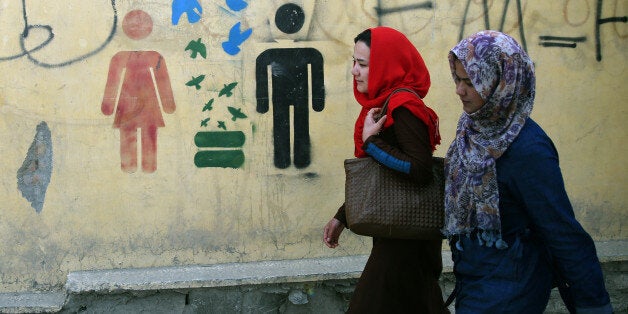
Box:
[443,31,535,249]
[353,26,440,157]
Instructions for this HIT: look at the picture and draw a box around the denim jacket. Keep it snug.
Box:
[451,119,612,313]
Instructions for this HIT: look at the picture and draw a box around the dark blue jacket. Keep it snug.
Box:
[451,118,612,313]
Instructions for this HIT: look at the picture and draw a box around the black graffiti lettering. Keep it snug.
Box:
[458,0,527,51]
[458,0,472,42]
[506,0,526,50]
[0,0,117,68]
[458,0,492,40]
[595,0,627,61]
[375,1,433,26]
[539,36,587,48]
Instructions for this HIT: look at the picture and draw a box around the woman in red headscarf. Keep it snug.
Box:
[323,27,445,313]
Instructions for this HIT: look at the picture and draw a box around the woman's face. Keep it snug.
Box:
[453,59,485,114]
[352,41,370,94]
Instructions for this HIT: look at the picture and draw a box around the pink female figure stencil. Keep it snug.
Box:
[101,10,176,173]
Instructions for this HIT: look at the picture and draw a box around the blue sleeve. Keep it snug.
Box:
[507,125,611,312]
[364,142,411,174]
[361,107,433,184]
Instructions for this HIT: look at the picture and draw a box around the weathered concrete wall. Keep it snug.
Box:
[0,0,626,293]
[1,247,626,312]
[56,261,627,314]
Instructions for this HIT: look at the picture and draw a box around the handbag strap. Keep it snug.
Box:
[375,88,422,121]
[444,283,458,308]
[376,88,439,140]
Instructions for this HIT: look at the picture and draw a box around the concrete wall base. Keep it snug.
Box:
[1,240,625,313]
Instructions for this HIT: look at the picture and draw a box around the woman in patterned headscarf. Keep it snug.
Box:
[323,27,444,313]
[444,30,612,313]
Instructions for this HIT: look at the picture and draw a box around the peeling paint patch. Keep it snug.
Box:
[17,122,52,213]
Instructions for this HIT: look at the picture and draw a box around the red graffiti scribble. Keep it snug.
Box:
[564,0,590,27]
[101,10,175,173]
[613,0,627,38]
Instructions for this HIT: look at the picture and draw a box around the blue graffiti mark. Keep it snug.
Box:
[172,0,203,25]
[226,0,248,12]
[222,22,252,55]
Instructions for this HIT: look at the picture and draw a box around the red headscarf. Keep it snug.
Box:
[353,27,440,157]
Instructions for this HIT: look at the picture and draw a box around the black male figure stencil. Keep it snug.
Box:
[255,3,325,169]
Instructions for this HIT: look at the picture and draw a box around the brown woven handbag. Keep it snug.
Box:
[344,156,445,239]
[344,88,444,239]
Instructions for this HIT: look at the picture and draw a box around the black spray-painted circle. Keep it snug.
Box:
[275,3,305,34]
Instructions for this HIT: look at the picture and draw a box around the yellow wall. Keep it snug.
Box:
[0,0,625,292]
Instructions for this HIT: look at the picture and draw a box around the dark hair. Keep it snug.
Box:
[354,29,371,47]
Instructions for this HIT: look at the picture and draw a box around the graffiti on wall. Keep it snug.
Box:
[175,1,250,168]
[0,0,117,68]
[455,0,626,61]
[172,0,202,25]
[193,82,247,169]
[101,10,176,173]
[457,0,528,50]
[594,0,627,61]
[0,0,623,67]
[0,0,622,218]
[223,22,253,56]
[375,1,433,26]
[173,1,326,169]
[255,3,325,169]
[1,0,624,175]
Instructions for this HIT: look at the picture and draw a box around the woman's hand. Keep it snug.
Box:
[362,108,387,142]
[323,218,345,248]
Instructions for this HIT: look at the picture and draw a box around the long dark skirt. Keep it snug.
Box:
[347,237,446,313]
